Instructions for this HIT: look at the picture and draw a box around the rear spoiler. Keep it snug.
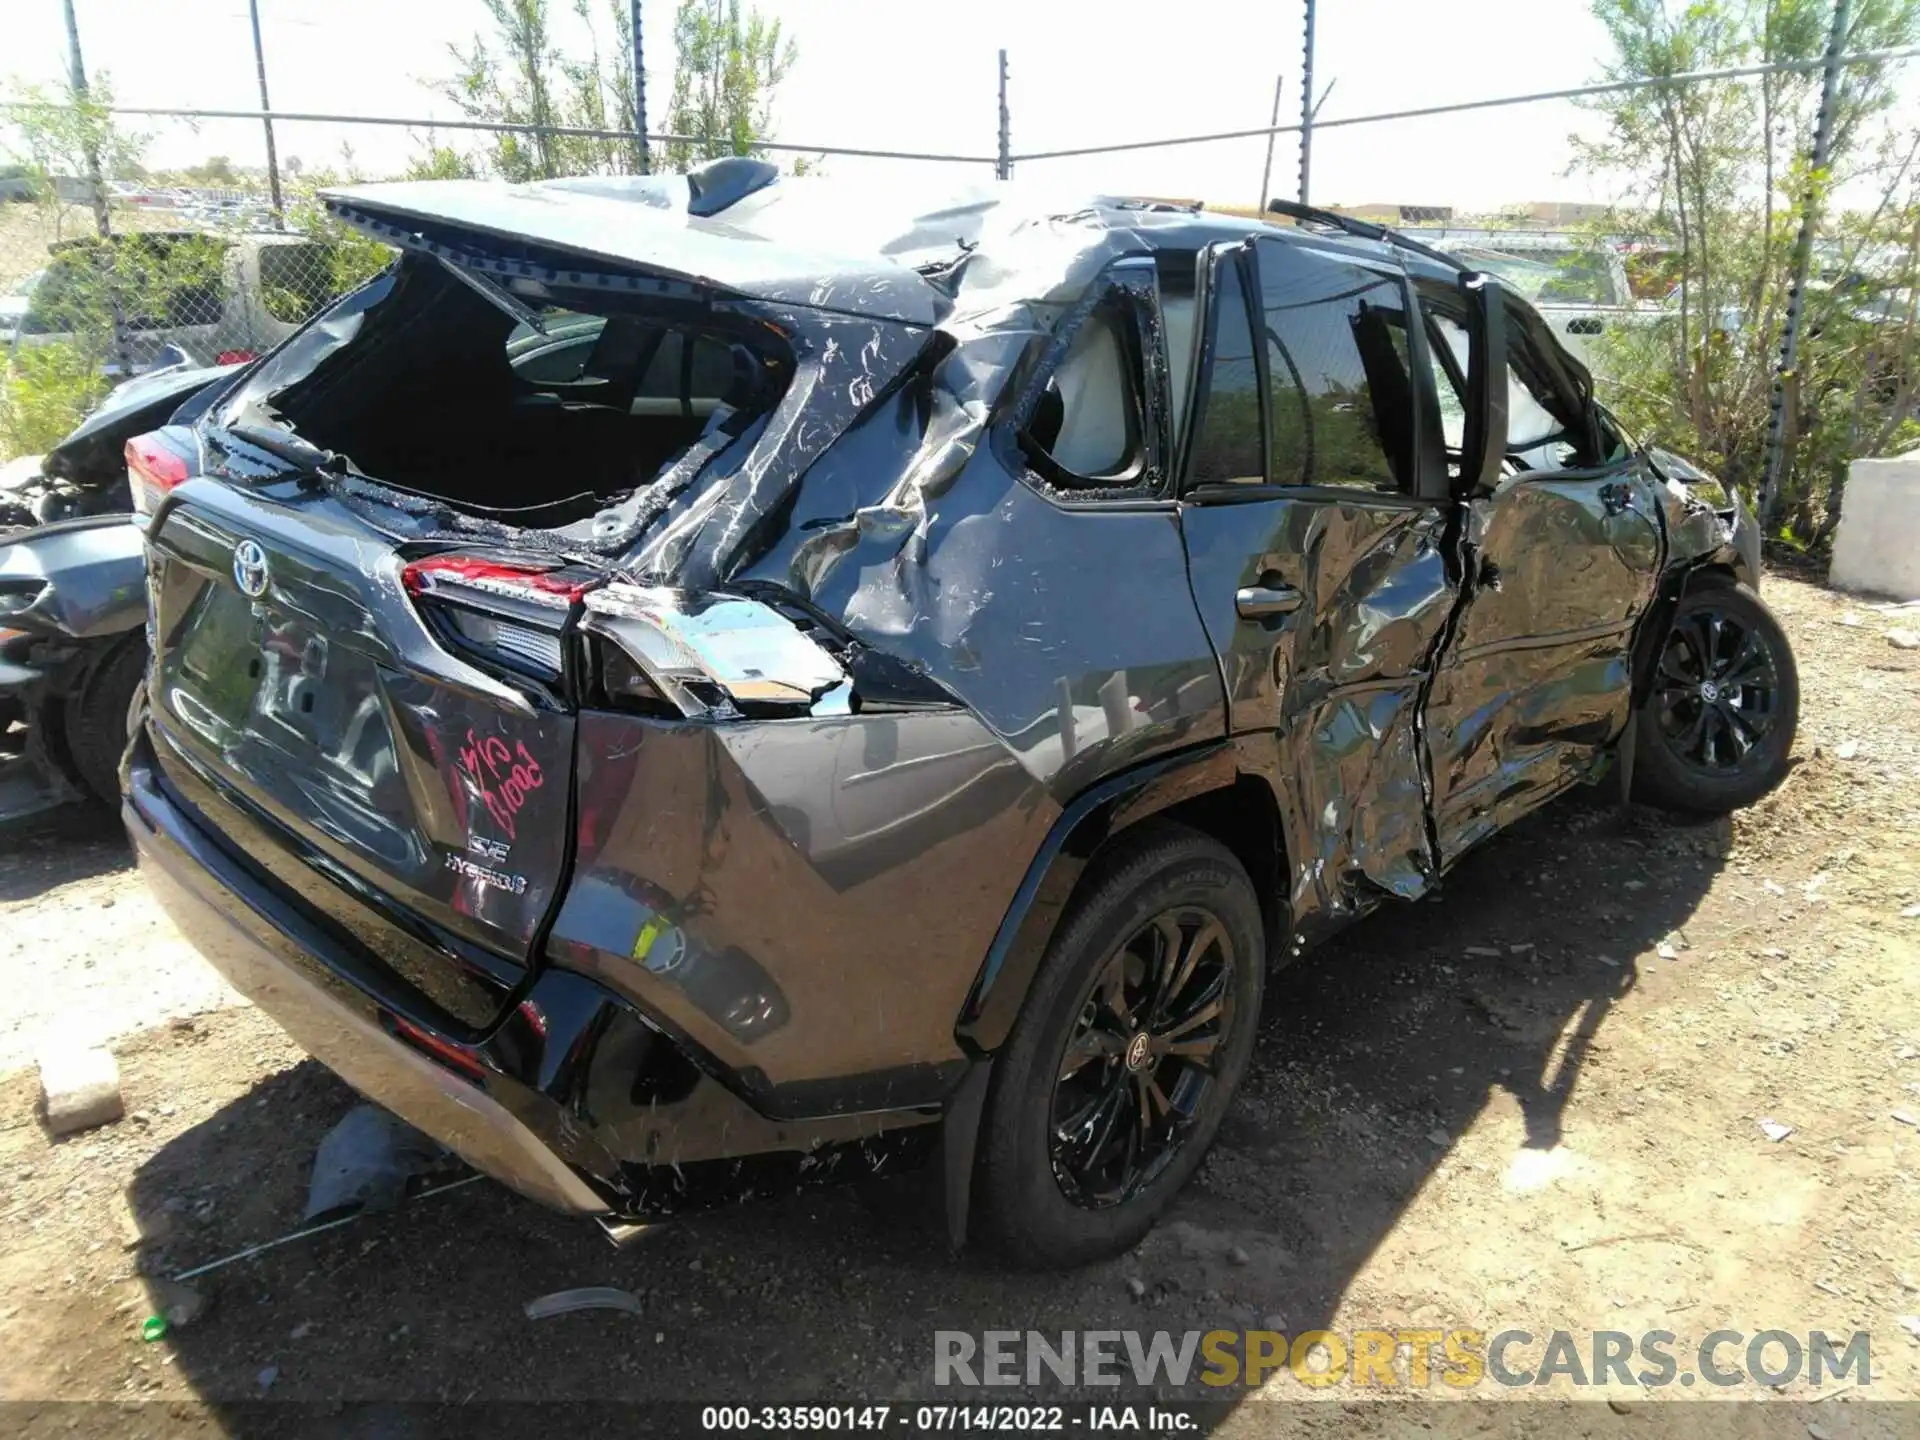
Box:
[321,179,942,327]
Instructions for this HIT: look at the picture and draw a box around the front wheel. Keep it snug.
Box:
[1633,581,1799,814]
[973,824,1264,1269]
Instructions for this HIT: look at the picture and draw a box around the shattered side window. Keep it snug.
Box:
[1156,254,1201,455]
[1023,292,1146,486]
[1184,250,1263,486]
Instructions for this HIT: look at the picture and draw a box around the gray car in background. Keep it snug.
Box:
[3,231,355,375]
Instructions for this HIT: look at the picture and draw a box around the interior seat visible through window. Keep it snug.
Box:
[1021,285,1151,491]
[1414,278,1610,483]
[1048,308,1135,477]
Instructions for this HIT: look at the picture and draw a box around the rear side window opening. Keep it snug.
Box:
[222,255,791,530]
[1015,270,1165,498]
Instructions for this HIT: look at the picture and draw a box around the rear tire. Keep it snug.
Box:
[973,824,1264,1269]
[67,637,147,806]
[1632,581,1798,814]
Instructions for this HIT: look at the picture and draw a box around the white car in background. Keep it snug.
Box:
[1403,229,1657,364]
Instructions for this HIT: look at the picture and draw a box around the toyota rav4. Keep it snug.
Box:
[121,162,1797,1267]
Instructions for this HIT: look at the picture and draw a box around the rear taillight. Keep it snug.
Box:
[125,431,192,518]
[214,349,259,366]
[401,554,596,684]
[401,556,593,605]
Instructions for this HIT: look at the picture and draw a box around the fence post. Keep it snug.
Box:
[61,0,134,373]
[60,0,111,240]
[997,50,1012,181]
[1760,0,1851,529]
[247,0,284,226]
[1297,0,1316,204]
[1257,74,1284,210]
[632,0,650,174]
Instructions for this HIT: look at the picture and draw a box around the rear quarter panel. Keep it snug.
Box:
[554,425,1231,1114]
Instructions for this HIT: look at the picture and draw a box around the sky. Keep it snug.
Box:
[2,0,1913,213]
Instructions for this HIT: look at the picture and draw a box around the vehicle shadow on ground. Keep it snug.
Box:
[0,797,130,902]
[123,787,1727,1426]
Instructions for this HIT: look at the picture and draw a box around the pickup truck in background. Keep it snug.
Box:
[1401,228,1661,364]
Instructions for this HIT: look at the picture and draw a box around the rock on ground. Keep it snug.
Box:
[37,1045,123,1135]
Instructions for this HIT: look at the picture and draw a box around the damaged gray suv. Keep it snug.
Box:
[122,160,1797,1267]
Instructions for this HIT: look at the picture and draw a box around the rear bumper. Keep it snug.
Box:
[125,735,940,1219]
[125,748,612,1216]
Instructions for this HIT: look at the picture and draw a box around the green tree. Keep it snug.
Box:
[443,0,562,181]
[440,0,645,179]
[186,155,237,186]
[663,0,797,170]
[437,0,797,180]
[1575,0,1920,537]
[0,73,146,240]
[405,138,483,180]
[0,344,111,462]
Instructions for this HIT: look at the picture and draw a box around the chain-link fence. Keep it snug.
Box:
[4,3,1920,536]
[0,166,396,459]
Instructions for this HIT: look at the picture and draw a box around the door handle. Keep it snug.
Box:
[1235,583,1304,620]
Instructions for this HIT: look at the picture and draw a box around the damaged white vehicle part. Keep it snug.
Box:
[583,582,851,719]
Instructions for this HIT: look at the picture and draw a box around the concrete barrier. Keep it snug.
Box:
[1830,454,1920,600]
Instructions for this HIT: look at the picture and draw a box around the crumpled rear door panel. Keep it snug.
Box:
[1181,495,1459,928]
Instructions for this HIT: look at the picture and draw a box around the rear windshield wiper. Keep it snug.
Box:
[436,256,548,337]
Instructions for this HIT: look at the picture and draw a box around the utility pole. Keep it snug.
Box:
[61,0,111,239]
[247,0,284,226]
[996,50,1012,181]
[1760,0,1851,526]
[1257,73,1284,211]
[1297,0,1317,204]
[632,0,650,174]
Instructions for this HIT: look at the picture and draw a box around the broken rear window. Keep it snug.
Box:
[222,256,788,530]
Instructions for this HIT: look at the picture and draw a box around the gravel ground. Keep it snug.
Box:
[0,566,1917,1435]
[0,804,244,1072]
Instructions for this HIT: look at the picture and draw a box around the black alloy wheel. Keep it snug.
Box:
[972,824,1264,1269]
[1049,906,1237,1209]
[1633,580,1799,814]
[1652,601,1783,774]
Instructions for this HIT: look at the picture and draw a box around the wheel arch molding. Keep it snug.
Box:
[953,741,1285,1056]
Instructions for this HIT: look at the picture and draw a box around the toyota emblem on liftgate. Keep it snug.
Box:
[232,539,270,598]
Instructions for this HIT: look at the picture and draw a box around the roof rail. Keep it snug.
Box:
[1264,199,1465,273]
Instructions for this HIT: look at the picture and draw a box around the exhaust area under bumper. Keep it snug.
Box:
[124,752,612,1217]
[123,734,945,1222]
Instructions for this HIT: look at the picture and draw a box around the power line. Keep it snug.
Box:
[0,103,999,166]
[1007,44,1920,164]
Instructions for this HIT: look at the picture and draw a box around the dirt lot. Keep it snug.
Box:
[1,567,1917,1434]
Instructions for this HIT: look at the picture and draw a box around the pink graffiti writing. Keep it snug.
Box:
[458,728,545,841]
